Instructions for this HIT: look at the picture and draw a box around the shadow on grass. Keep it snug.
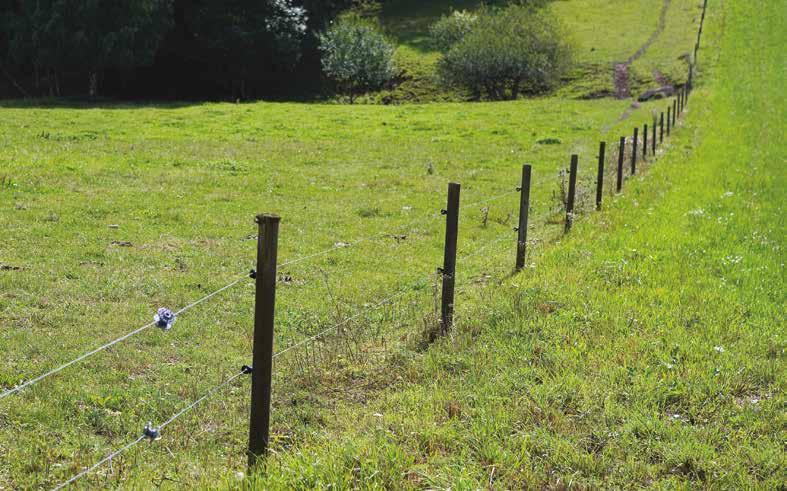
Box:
[0,92,336,110]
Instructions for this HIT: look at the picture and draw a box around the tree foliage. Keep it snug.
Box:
[319,15,395,103]
[2,0,171,95]
[0,0,336,98]
[436,5,572,100]
[429,9,478,52]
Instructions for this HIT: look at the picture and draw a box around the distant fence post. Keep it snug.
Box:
[596,141,606,211]
[440,182,460,334]
[565,155,578,233]
[667,106,672,136]
[643,124,648,160]
[678,89,683,114]
[673,99,677,125]
[660,112,665,142]
[616,136,625,192]
[515,165,532,271]
[631,127,638,175]
[248,213,280,468]
[688,64,693,91]
[652,118,657,155]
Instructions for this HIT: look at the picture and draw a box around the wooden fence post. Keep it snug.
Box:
[667,106,672,136]
[643,124,648,160]
[660,112,665,143]
[616,136,625,192]
[565,155,578,233]
[652,118,657,155]
[440,183,460,334]
[631,127,638,175]
[515,165,532,271]
[248,214,280,467]
[679,89,683,113]
[673,99,677,126]
[596,141,606,211]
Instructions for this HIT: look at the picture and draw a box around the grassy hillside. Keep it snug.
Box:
[364,0,699,103]
[0,0,783,489]
[246,0,783,487]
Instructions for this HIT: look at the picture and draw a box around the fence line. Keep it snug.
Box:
[41,85,696,488]
[9,3,709,487]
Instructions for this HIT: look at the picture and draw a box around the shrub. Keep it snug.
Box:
[437,5,572,100]
[319,15,396,103]
[429,10,479,52]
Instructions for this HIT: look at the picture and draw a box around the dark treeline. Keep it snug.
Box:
[0,0,354,100]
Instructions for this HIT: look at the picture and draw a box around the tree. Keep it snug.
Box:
[437,5,572,100]
[174,0,308,98]
[3,0,172,96]
[319,14,395,103]
[429,9,478,52]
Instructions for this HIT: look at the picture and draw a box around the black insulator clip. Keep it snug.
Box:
[249,269,257,279]
[440,209,448,215]
[241,365,254,374]
[143,422,161,441]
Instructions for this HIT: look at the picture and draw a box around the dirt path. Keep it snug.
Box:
[614,0,672,99]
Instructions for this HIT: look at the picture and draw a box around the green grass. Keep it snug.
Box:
[0,74,676,489]
[1,0,784,488]
[242,1,784,487]
[240,1,783,487]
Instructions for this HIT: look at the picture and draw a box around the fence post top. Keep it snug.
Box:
[255,214,281,224]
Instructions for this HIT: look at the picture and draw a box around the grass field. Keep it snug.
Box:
[245,1,784,487]
[1,0,784,489]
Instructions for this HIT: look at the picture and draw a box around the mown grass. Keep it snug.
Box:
[1,0,782,490]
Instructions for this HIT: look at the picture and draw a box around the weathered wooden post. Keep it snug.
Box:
[565,155,578,233]
[652,118,657,155]
[596,142,606,210]
[248,214,280,467]
[643,124,648,160]
[631,127,638,174]
[515,165,532,271]
[440,183,460,334]
[616,136,625,192]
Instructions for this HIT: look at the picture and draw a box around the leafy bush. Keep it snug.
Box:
[429,10,479,52]
[437,5,572,100]
[319,15,396,103]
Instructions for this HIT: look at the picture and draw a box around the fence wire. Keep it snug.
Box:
[1,271,250,401]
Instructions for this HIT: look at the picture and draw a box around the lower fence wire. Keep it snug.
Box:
[50,270,438,489]
[52,368,250,490]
